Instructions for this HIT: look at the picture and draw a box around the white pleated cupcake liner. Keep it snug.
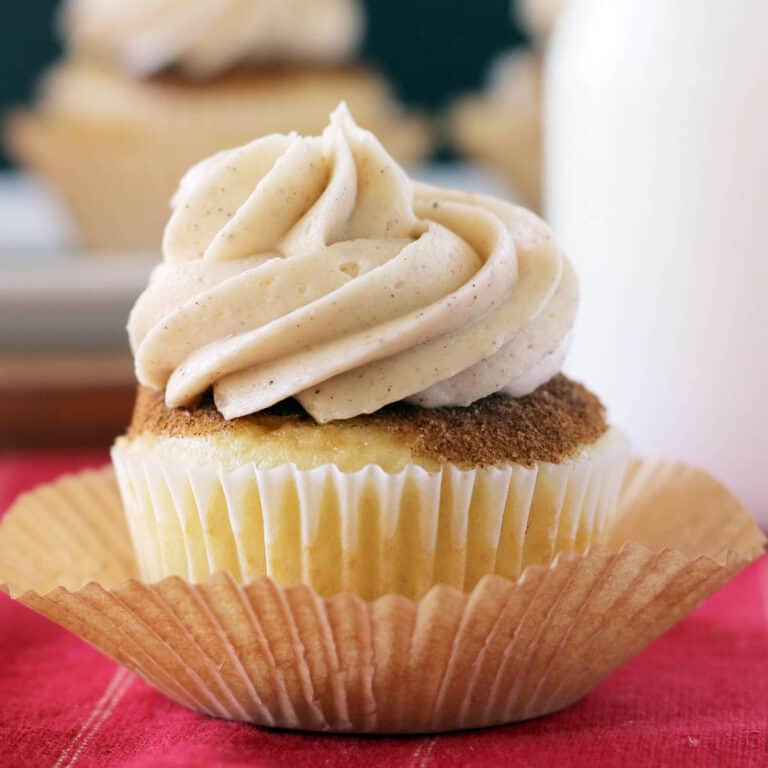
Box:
[111,428,630,600]
[0,460,762,732]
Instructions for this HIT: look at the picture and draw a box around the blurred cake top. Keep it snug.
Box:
[62,0,365,77]
[129,105,577,423]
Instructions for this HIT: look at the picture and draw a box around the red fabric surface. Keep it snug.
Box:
[1,453,766,768]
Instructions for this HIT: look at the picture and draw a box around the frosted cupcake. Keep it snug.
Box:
[7,0,429,251]
[112,105,629,600]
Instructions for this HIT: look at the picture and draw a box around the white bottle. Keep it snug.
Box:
[546,0,768,523]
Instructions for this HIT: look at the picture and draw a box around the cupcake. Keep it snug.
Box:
[112,104,630,600]
[448,50,543,210]
[6,0,430,251]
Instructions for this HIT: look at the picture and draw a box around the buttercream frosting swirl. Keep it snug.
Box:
[63,0,364,77]
[129,105,577,422]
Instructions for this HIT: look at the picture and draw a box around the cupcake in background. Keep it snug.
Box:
[6,0,430,251]
[448,50,542,210]
[447,0,561,211]
[112,104,630,599]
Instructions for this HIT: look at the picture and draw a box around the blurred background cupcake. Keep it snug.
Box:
[6,0,431,251]
[448,50,542,210]
[447,0,560,211]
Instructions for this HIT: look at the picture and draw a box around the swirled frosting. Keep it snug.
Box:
[62,0,364,77]
[129,105,577,422]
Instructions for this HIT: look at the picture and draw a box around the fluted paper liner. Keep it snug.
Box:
[110,428,630,600]
[0,460,763,733]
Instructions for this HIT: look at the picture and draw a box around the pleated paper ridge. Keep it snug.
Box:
[110,429,629,600]
[0,460,764,733]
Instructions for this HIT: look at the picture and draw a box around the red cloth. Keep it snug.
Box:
[1,453,766,768]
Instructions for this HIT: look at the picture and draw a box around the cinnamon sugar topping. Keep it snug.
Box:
[128,375,607,467]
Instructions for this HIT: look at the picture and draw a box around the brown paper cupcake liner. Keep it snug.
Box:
[0,460,763,733]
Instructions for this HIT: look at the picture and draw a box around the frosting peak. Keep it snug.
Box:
[63,0,364,77]
[129,105,577,422]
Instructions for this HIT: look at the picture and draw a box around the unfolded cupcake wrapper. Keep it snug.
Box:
[0,460,763,733]
[110,430,630,601]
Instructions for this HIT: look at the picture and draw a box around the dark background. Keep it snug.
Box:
[0,0,528,167]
